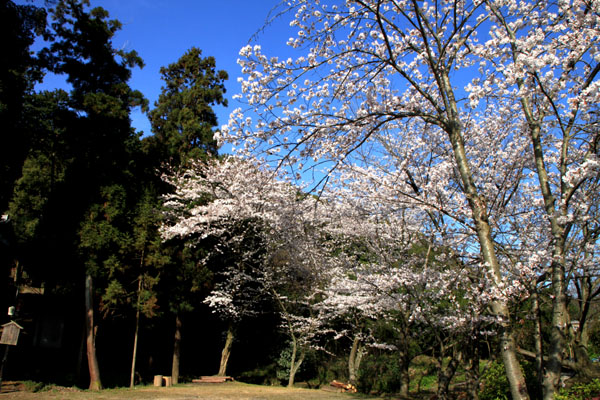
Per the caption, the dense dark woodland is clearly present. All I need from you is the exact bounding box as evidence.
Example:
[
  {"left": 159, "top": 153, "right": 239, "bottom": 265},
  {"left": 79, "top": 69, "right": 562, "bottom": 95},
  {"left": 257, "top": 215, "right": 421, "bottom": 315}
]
[
  {"left": 0, "top": 0, "right": 278, "bottom": 389},
  {"left": 2, "top": 1, "right": 600, "bottom": 399}
]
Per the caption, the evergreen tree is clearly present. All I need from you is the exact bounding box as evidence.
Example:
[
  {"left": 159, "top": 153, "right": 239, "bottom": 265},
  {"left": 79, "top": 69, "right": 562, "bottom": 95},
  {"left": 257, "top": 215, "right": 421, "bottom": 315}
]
[
  {"left": 0, "top": 1, "right": 46, "bottom": 211},
  {"left": 147, "top": 47, "right": 228, "bottom": 166},
  {"left": 34, "top": 0, "right": 147, "bottom": 389},
  {"left": 146, "top": 47, "right": 227, "bottom": 384}
]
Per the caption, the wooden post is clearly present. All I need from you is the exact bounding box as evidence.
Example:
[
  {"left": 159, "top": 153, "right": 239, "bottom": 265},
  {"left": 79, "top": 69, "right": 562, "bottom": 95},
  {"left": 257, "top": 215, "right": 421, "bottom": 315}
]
[
  {"left": 1, "top": 321, "right": 24, "bottom": 392},
  {"left": 153, "top": 375, "right": 163, "bottom": 387}
]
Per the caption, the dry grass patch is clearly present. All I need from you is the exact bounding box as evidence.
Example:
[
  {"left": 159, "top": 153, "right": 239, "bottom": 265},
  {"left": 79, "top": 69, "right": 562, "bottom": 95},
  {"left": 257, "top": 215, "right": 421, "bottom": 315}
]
[{"left": 0, "top": 381, "right": 388, "bottom": 400}]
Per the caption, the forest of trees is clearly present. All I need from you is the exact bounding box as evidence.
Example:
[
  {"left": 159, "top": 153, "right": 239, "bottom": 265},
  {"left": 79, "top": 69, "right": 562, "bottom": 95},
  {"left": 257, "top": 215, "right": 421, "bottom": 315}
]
[{"left": 1, "top": 1, "right": 600, "bottom": 400}]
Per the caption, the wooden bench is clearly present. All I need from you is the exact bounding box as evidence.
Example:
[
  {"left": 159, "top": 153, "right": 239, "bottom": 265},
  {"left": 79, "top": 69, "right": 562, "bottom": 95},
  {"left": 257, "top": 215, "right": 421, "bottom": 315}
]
[{"left": 192, "top": 376, "right": 234, "bottom": 383}]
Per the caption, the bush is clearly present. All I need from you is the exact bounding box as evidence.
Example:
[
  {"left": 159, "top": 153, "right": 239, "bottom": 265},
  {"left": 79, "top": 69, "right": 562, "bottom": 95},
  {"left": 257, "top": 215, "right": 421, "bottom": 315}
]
[
  {"left": 410, "top": 355, "right": 438, "bottom": 393},
  {"left": 358, "top": 352, "right": 404, "bottom": 394},
  {"left": 480, "top": 360, "right": 510, "bottom": 400},
  {"left": 555, "top": 379, "right": 600, "bottom": 400},
  {"left": 275, "top": 344, "right": 321, "bottom": 385},
  {"left": 237, "top": 363, "right": 280, "bottom": 385},
  {"left": 480, "top": 360, "right": 541, "bottom": 400},
  {"left": 21, "top": 380, "right": 47, "bottom": 392}
]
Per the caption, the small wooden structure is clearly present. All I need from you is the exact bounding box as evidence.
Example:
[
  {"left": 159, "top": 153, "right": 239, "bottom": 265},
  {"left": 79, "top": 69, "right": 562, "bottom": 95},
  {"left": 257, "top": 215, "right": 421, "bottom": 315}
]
[
  {"left": 153, "top": 375, "right": 173, "bottom": 387},
  {"left": 0, "top": 322, "right": 23, "bottom": 346},
  {"left": 330, "top": 380, "right": 357, "bottom": 393},
  {"left": 1, "top": 321, "right": 24, "bottom": 392},
  {"left": 192, "top": 376, "right": 234, "bottom": 383}
]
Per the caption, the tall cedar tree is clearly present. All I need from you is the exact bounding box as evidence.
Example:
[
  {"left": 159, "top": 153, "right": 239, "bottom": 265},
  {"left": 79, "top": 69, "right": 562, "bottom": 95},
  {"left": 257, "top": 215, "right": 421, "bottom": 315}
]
[
  {"left": 0, "top": 1, "right": 46, "bottom": 212},
  {"left": 147, "top": 47, "right": 227, "bottom": 384},
  {"left": 147, "top": 47, "right": 228, "bottom": 167},
  {"left": 39, "top": 0, "right": 147, "bottom": 390}
]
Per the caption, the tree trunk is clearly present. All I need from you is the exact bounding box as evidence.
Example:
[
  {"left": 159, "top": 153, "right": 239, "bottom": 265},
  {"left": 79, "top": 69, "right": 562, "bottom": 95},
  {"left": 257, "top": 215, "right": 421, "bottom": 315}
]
[
  {"left": 130, "top": 277, "right": 142, "bottom": 388},
  {"left": 571, "top": 300, "right": 600, "bottom": 379},
  {"left": 288, "top": 338, "right": 305, "bottom": 388},
  {"left": 463, "top": 335, "right": 480, "bottom": 400},
  {"left": 532, "top": 291, "right": 545, "bottom": 393},
  {"left": 399, "top": 358, "right": 409, "bottom": 398},
  {"left": 446, "top": 118, "right": 529, "bottom": 400},
  {"left": 85, "top": 274, "right": 102, "bottom": 391},
  {"left": 532, "top": 126, "right": 569, "bottom": 400},
  {"left": 437, "top": 353, "right": 460, "bottom": 400},
  {"left": 218, "top": 324, "right": 234, "bottom": 376},
  {"left": 348, "top": 335, "right": 365, "bottom": 386},
  {"left": 171, "top": 313, "right": 182, "bottom": 384},
  {"left": 397, "top": 322, "right": 411, "bottom": 398}
]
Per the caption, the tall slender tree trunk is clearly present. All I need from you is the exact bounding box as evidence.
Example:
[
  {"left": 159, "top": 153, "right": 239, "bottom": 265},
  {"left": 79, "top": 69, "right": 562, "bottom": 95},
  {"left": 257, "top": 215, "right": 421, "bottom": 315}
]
[
  {"left": 171, "top": 313, "right": 182, "bottom": 384},
  {"left": 544, "top": 260, "right": 569, "bottom": 400},
  {"left": 288, "top": 337, "right": 305, "bottom": 388},
  {"left": 463, "top": 334, "right": 480, "bottom": 400},
  {"left": 571, "top": 281, "right": 600, "bottom": 379},
  {"left": 348, "top": 335, "right": 365, "bottom": 386},
  {"left": 446, "top": 118, "right": 529, "bottom": 400},
  {"left": 528, "top": 118, "right": 569, "bottom": 400},
  {"left": 532, "top": 291, "right": 545, "bottom": 392},
  {"left": 218, "top": 323, "right": 235, "bottom": 376},
  {"left": 130, "top": 277, "right": 142, "bottom": 388},
  {"left": 480, "top": 5, "right": 576, "bottom": 396},
  {"left": 85, "top": 274, "right": 102, "bottom": 391},
  {"left": 399, "top": 347, "right": 410, "bottom": 398}
]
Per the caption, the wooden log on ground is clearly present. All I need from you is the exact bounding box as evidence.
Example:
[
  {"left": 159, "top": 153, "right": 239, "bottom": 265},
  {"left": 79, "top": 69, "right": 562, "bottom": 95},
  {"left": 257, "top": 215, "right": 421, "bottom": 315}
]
[
  {"left": 163, "top": 376, "right": 172, "bottom": 387},
  {"left": 153, "top": 375, "right": 163, "bottom": 387},
  {"left": 330, "top": 380, "right": 357, "bottom": 393}
]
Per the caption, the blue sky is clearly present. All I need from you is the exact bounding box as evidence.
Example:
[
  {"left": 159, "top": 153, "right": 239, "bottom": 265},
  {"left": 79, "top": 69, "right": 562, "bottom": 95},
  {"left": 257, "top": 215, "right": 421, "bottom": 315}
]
[{"left": 25, "top": 0, "right": 294, "bottom": 137}]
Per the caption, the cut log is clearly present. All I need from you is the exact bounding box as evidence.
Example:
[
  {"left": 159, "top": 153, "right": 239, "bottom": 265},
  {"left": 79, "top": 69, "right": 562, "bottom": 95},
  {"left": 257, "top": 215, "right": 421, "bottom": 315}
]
[
  {"left": 163, "top": 376, "right": 172, "bottom": 387},
  {"left": 330, "top": 380, "right": 357, "bottom": 393},
  {"left": 153, "top": 375, "right": 163, "bottom": 387}
]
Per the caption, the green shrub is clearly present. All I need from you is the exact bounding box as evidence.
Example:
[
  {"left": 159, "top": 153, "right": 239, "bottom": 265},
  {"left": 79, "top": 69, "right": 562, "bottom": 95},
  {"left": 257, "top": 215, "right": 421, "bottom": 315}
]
[
  {"left": 479, "top": 360, "right": 541, "bottom": 400},
  {"left": 21, "top": 380, "right": 47, "bottom": 393},
  {"left": 480, "top": 360, "right": 510, "bottom": 400},
  {"left": 238, "top": 363, "right": 280, "bottom": 385},
  {"left": 275, "top": 344, "right": 320, "bottom": 385},
  {"left": 410, "top": 355, "right": 438, "bottom": 393},
  {"left": 358, "top": 353, "right": 404, "bottom": 394},
  {"left": 555, "top": 379, "right": 600, "bottom": 400},
  {"left": 416, "top": 374, "right": 437, "bottom": 392}
]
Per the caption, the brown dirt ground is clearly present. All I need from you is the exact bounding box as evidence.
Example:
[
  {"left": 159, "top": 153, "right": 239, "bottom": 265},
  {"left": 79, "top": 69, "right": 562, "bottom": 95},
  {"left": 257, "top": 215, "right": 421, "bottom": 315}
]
[{"left": 0, "top": 381, "right": 404, "bottom": 400}]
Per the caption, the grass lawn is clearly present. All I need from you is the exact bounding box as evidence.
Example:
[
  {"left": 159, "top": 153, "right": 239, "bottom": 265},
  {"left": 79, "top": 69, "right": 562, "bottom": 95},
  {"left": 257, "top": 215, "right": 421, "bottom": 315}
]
[{"left": 0, "top": 381, "right": 401, "bottom": 400}]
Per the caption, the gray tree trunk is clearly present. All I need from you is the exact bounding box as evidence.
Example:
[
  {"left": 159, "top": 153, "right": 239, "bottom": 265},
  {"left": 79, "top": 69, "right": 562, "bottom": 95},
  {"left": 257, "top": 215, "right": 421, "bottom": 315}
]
[
  {"left": 287, "top": 338, "right": 305, "bottom": 388},
  {"left": 85, "top": 274, "right": 102, "bottom": 391},
  {"left": 171, "top": 313, "right": 182, "bottom": 384},
  {"left": 445, "top": 116, "right": 529, "bottom": 400},
  {"left": 218, "top": 324, "right": 234, "bottom": 376},
  {"left": 130, "top": 277, "right": 142, "bottom": 388},
  {"left": 348, "top": 335, "right": 365, "bottom": 386}
]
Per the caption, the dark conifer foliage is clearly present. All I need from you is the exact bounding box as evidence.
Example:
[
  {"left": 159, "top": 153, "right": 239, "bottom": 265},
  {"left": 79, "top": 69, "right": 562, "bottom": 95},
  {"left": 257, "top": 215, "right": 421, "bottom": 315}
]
[
  {"left": 0, "top": 1, "right": 46, "bottom": 211},
  {"left": 147, "top": 47, "right": 228, "bottom": 166},
  {"left": 0, "top": 0, "right": 240, "bottom": 389}
]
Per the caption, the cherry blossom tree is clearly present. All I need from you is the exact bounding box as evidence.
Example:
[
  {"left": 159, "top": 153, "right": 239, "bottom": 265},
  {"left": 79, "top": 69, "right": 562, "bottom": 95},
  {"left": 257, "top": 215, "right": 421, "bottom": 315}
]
[
  {"left": 471, "top": 3, "right": 600, "bottom": 395},
  {"left": 264, "top": 234, "right": 333, "bottom": 387},
  {"left": 318, "top": 190, "right": 491, "bottom": 398},
  {"left": 204, "top": 257, "right": 269, "bottom": 376},
  {"left": 161, "top": 156, "right": 332, "bottom": 381},
  {"left": 220, "top": 0, "right": 600, "bottom": 398}
]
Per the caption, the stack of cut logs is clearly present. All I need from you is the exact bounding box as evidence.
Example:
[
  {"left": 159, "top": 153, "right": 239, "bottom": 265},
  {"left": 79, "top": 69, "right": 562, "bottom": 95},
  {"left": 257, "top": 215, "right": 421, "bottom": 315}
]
[{"left": 330, "top": 380, "right": 357, "bottom": 393}]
